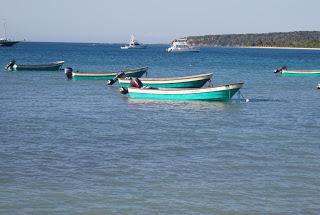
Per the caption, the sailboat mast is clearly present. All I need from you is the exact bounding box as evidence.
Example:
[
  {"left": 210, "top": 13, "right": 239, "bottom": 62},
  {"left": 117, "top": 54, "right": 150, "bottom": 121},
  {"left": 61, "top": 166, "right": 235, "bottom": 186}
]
[
  {"left": 3, "top": 20, "right": 7, "bottom": 39},
  {"left": 3, "top": 22, "right": 7, "bottom": 39}
]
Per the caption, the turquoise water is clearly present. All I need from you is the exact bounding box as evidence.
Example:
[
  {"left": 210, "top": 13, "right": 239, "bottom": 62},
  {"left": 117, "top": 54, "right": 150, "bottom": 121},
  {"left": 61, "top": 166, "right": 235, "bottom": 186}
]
[{"left": 0, "top": 42, "right": 320, "bottom": 214}]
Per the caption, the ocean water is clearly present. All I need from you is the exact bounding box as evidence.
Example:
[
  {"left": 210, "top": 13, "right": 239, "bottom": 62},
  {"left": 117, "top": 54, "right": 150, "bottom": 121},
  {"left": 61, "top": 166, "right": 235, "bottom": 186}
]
[{"left": 0, "top": 42, "right": 320, "bottom": 215}]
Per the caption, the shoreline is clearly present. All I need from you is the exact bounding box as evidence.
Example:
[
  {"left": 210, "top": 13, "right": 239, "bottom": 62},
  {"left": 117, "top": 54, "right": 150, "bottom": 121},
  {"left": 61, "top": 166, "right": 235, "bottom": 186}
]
[
  {"left": 240, "top": 46, "right": 320, "bottom": 51},
  {"left": 194, "top": 45, "right": 320, "bottom": 51}
]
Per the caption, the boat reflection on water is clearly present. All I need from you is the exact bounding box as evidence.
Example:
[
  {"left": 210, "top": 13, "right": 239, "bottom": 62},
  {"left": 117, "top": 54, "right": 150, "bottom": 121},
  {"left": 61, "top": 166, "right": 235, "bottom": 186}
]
[{"left": 127, "top": 98, "right": 241, "bottom": 110}]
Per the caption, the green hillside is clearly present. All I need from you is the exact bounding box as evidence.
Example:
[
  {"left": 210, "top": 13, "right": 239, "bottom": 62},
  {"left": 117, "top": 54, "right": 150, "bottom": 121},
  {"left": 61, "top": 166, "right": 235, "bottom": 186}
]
[{"left": 187, "top": 31, "right": 320, "bottom": 48}]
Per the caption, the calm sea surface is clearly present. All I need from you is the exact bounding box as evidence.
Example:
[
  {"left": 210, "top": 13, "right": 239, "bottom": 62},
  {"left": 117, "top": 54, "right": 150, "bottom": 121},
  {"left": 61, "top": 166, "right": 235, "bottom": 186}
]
[{"left": 0, "top": 42, "right": 320, "bottom": 215}]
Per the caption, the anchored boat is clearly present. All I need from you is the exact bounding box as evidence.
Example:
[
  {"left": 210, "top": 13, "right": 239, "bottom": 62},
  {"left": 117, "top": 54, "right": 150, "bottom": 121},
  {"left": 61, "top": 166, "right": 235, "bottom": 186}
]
[
  {"left": 0, "top": 21, "right": 19, "bottom": 47},
  {"left": 5, "top": 60, "right": 64, "bottom": 71},
  {"left": 281, "top": 70, "right": 320, "bottom": 77},
  {"left": 274, "top": 66, "right": 320, "bottom": 76},
  {"left": 118, "top": 73, "right": 212, "bottom": 88},
  {"left": 121, "top": 35, "right": 146, "bottom": 49},
  {"left": 66, "top": 67, "right": 148, "bottom": 80},
  {"left": 0, "top": 38, "right": 19, "bottom": 47},
  {"left": 167, "top": 38, "right": 199, "bottom": 52},
  {"left": 124, "top": 81, "right": 243, "bottom": 101}
]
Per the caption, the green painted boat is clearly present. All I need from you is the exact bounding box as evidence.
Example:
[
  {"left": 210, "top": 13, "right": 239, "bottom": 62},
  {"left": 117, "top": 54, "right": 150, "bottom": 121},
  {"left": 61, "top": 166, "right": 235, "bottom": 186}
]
[
  {"left": 118, "top": 73, "right": 213, "bottom": 88},
  {"left": 70, "top": 67, "right": 148, "bottom": 80},
  {"left": 281, "top": 70, "right": 320, "bottom": 77},
  {"left": 126, "top": 83, "right": 243, "bottom": 101},
  {"left": 5, "top": 60, "right": 64, "bottom": 71}
]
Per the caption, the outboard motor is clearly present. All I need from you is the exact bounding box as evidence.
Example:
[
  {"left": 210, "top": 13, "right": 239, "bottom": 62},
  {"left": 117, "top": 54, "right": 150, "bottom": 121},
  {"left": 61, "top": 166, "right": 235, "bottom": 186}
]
[
  {"left": 107, "top": 71, "right": 126, "bottom": 85},
  {"left": 274, "top": 65, "right": 287, "bottom": 73},
  {"left": 5, "top": 59, "right": 16, "bottom": 70},
  {"left": 119, "top": 87, "right": 129, "bottom": 94},
  {"left": 130, "top": 77, "right": 143, "bottom": 88},
  {"left": 64, "top": 67, "right": 73, "bottom": 79},
  {"left": 274, "top": 68, "right": 281, "bottom": 73}
]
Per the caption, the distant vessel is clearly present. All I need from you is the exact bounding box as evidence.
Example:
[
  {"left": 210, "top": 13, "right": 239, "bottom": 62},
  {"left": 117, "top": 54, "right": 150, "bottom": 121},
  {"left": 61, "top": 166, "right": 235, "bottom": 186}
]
[
  {"left": 274, "top": 66, "right": 320, "bottom": 76},
  {"left": 0, "top": 38, "right": 19, "bottom": 47},
  {"left": 121, "top": 35, "right": 146, "bottom": 49},
  {"left": 167, "top": 38, "right": 199, "bottom": 52},
  {"left": 0, "top": 21, "right": 19, "bottom": 47}
]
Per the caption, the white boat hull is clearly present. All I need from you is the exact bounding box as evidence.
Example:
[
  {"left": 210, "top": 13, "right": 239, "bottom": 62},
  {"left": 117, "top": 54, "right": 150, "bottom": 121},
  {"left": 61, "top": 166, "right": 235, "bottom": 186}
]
[
  {"left": 167, "top": 38, "right": 200, "bottom": 52},
  {"left": 121, "top": 45, "right": 146, "bottom": 49},
  {"left": 121, "top": 35, "right": 146, "bottom": 49},
  {"left": 167, "top": 47, "right": 200, "bottom": 52}
]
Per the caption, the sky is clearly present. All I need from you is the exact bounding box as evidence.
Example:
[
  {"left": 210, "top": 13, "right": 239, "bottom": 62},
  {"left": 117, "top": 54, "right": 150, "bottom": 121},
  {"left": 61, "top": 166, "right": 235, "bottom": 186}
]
[{"left": 1, "top": 0, "right": 320, "bottom": 44}]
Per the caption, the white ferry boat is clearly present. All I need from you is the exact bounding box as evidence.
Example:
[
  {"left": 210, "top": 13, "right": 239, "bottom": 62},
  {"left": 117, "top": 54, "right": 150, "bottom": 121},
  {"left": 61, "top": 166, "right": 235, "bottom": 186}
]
[
  {"left": 121, "top": 35, "right": 146, "bottom": 49},
  {"left": 167, "top": 38, "right": 199, "bottom": 52}
]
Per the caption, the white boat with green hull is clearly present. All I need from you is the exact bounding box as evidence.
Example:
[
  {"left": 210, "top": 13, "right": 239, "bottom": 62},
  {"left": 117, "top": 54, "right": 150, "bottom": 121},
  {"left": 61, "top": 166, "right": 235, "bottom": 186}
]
[
  {"left": 123, "top": 81, "right": 243, "bottom": 101},
  {"left": 118, "top": 73, "right": 213, "bottom": 88},
  {"left": 274, "top": 66, "right": 320, "bottom": 76}
]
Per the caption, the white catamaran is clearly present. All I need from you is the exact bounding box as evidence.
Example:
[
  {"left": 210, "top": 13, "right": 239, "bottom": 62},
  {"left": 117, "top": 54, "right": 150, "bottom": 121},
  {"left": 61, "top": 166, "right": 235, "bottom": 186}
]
[{"left": 121, "top": 35, "right": 146, "bottom": 49}]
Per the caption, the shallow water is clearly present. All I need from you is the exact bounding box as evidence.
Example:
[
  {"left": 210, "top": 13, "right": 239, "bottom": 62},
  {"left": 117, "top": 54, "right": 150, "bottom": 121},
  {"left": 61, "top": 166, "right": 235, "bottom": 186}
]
[{"left": 0, "top": 43, "right": 320, "bottom": 214}]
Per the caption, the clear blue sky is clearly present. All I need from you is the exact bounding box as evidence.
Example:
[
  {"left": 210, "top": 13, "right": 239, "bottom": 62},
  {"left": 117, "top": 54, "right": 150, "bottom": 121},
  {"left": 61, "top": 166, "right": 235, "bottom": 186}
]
[{"left": 1, "top": 0, "right": 319, "bottom": 44}]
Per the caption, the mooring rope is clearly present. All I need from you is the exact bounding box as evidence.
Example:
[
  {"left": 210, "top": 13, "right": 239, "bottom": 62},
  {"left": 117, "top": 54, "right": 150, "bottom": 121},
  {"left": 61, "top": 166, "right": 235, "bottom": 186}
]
[{"left": 237, "top": 90, "right": 249, "bottom": 102}]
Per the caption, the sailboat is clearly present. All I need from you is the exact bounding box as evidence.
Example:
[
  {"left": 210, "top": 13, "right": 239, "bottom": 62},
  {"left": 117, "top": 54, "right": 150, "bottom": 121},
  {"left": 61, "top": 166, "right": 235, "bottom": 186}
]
[
  {"left": 0, "top": 21, "right": 19, "bottom": 47},
  {"left": 121, "top": 35, "right": 146, "bottom": 49}
]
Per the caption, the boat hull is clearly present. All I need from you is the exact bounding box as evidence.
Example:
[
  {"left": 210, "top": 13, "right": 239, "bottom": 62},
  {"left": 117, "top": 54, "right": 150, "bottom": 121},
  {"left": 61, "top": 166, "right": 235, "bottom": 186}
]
[
  {"left": 118, "top": 73, "right": 212, "bottom": 88},
  {"left": 167, "top": 48, "right": 200, "bottom": 52},
  {"left": 72, "top": 67, "right": 148, "bottom": 80},
  {"left": 0, "top": 41, "right": 19, "bottom": 47},
  {"left": 6, "top": 61, "right": 64, "bottom": 71},
  {"left": 121, "top": 45, "right": 146, "bottom": 49},
  {"left": 282, "top": 70, "right": 320, "bottom": 77},
  {"left": 127, "top": 83, "right": 243, "bottom": 101},
  {"left": 73, "top": 73, "right": 118, "bottom": 80}
]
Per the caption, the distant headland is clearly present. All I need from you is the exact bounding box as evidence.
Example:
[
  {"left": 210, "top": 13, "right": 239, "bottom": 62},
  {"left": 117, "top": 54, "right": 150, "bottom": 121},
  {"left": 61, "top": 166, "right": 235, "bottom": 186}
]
[{"left": 187, "top": 31, "right": 320, "bottom": 49}]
